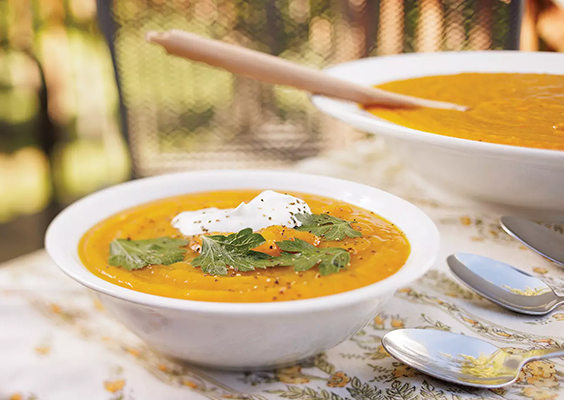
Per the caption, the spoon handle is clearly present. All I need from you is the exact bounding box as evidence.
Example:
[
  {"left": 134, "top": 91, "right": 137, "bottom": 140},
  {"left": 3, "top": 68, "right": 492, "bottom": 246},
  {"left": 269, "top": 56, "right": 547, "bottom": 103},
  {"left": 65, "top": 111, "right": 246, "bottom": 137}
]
[
  {"left": 145, "top": 30, "right": 467, "bottom": 111},
  {"left": 523, "top": 347, "right": 564, "bottom": 362}
]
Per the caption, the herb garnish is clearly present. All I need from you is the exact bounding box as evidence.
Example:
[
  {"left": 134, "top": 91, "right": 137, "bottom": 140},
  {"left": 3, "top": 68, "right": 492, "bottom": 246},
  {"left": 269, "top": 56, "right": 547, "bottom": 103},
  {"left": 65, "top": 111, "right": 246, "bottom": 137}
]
[
  {"left": 190, "top": 230, "right": 351, "bottom": 276},
  {"left": 109, "top": 237, "right": 189, "bottom": 271},
  {"left": 108, "top": 213, "right": 360, "bottom": 275},
  {"left": 294, "top": 213, "right": 362, "bottom": 240},
  {"left": 189, "top": 231, "right": 351, "bottom": 276},
  {"left": 191, "top": 228, "right": 279, "bottom": 275},
  {"left": 277, "top": 239, "right": 350, "bottom": 275}
]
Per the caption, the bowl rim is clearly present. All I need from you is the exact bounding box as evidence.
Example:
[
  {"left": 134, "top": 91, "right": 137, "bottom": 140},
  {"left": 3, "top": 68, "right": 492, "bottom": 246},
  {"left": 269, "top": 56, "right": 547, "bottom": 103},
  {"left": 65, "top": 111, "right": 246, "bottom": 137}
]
[
  {"left": 311, "top": 50, "right": 564, "bottom": 163},
  {"left": 45, "top": 170, "right": 439, "bottom": 315}
]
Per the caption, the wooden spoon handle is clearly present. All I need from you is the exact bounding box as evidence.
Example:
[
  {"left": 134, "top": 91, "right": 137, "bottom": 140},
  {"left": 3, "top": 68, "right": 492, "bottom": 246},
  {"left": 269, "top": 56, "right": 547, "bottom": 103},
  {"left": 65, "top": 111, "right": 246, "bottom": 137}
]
[{"left": 146, "top": 30, "right": 467, "bottom": 111}]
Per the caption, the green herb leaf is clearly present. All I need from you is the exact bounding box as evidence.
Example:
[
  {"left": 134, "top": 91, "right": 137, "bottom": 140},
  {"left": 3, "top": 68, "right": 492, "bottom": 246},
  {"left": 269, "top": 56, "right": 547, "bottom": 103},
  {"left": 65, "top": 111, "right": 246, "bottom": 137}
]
[
  {"left": 190, "top": 228, "right": 350, "bottom": 276},
  {"left": 206, "top": 227, "right": 266, "bottom": 250},
  {"left": 277, "top": 238, "right": 350, "bottom": 275},
  {"left": 294, "top": 213, "right": 362, "bottom": 240},
  {"left": 191, "top": 228, "right": 280, "bottom": 275},
  {"left": 109, "top": 237, "right": 189, "bottom": 271}
]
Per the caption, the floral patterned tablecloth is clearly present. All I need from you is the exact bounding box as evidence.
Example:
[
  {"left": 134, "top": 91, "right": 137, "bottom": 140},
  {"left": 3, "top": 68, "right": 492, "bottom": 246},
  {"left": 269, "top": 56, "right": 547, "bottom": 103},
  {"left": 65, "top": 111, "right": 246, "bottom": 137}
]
[{"left": 3, "top": 139, "right": 564, "bottom": 400}]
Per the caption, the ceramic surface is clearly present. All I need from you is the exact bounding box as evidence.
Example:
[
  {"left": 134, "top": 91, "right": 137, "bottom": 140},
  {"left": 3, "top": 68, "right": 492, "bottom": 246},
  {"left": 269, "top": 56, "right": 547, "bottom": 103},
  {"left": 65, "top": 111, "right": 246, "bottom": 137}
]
[
  {"left": 45, "top": 170, "right": 439, "bottom": 369},
  {"left": 311, "top": 51, "right": 564, "bottom": 212}
]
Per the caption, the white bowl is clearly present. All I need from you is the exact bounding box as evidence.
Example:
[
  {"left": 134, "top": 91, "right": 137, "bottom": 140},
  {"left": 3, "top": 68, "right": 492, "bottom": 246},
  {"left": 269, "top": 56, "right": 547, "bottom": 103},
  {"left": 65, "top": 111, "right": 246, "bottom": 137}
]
[
  {"left": 312, "top": 51, "right": 564, "bottom": 212},
  {"left": 45, "top": 170, "right": 439, "bottom": 370}
]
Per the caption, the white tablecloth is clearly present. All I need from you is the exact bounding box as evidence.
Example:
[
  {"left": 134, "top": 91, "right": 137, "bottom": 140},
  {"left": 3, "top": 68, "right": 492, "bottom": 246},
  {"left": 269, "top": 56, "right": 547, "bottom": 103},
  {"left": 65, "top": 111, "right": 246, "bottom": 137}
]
[{"left": 2, "top": 139, "right": 564, "bottom": 400}]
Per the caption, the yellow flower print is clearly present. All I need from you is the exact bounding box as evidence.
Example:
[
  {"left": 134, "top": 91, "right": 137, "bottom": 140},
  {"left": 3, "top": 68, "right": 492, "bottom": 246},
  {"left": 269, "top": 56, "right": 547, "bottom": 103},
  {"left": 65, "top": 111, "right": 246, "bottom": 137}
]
[
  {"left": 533, "top": 267, "right": 548, "bottom": 275},
  {"left": 182, "top": 379, "right": 199, "bottom": 389},
  {"left": 397, "top": 288, "right": 412, "bottom": 294},
  {"left": 157, "top": 363, "right": 168, "bottom": 372},
  {"left": 460, "top": 216, "right": 472, "bottom": 226},
  {"left": 276, "top": 365, "right": 310, "bottom": 384},
  {"left": 374, "top": 314, "right": 386, "bottom": 328},
  {"left": 522, "top": 387, "right": 558, "bottom": 400},
  {"left": 327, "top": 371, "right": 350, "bottom": 387},
  {"left": 104, "top": 379, "right": 125, "bottom": 393},
  {"left": 493, "top": 330, "right": 511, "bottom": 338},
  {"left": 524, "top": 361, "right": 556, "bottom": 380},
  {"left": 34, "top": 336, "right": 51, "bottom": 356},
  {"left": 93, "top": 298, "right": 105, "bottom": 311},
  {"left": 9, "top": 394, "right": 37, "bottom": 400},
  {"left": 461, "top": 316, "right": 479, "bottom": 326},
  {"left": 50, "top": 303, "right": 61, "bottom": 314},
  {"left": 34, "top": 345, "right": 51, "bottom": 356},
  {"left": 392, "top": 364, "right": 419, "bottom": 378},
  {"left": 390, "top": 315, "right": 405, "bottom": 329},
  {"left": 518, "top": 361, "right": 558, "bottom": 391},
  {"left": 125, "top": 347, "right": 141, "bottom": 357},
  {"left": 534, "top": 339, "right": 556, "bottom": 346},
  {"left": 552, "top": 313, "right": 564, "bottom": 321}
]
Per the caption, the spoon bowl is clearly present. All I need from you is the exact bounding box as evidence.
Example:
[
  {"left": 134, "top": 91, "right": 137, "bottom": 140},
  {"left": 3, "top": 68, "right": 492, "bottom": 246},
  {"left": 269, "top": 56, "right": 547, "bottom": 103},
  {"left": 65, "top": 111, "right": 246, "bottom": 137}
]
[
  {"left": 447, "top": 253, "right": 564, "bottom": 315},
  {"left": 382, "top": 329, "right": 564, "bottom": 388}
]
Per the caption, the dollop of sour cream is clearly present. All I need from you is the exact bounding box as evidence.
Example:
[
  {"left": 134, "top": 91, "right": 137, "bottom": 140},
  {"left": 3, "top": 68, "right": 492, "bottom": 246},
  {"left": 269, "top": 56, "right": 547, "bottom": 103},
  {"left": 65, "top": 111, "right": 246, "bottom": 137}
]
[{"left": 171, "top": 190, "right": 312, "bottom": 236}]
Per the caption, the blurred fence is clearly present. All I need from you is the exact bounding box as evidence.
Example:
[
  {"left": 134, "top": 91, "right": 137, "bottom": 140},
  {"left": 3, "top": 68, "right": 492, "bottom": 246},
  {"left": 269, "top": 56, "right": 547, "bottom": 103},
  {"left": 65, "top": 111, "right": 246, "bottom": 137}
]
[{"left": 98, "top": 0, "right": 521, "bottom": 176}]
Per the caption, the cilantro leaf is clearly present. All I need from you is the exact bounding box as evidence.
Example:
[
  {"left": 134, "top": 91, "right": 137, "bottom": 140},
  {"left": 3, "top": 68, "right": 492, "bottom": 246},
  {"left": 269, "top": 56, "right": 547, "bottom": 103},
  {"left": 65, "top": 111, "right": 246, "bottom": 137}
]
[
  {"left": 191, "top": 228, "right": 279, "bottom": 275},
  {"left": 190, "top": 228, "right": 350, "bottom": 276},
  {"left": 277, "top": 238, "right": 350, "bottom": 275},
  {"left": 109, "top": 237, "right": 189, "bottom": 271},
  {"left": 294, "top": 213, "right": 362, "bottom": 240},
  {"left": 204, "top": 228, "right": 266, "bottom": 250}
]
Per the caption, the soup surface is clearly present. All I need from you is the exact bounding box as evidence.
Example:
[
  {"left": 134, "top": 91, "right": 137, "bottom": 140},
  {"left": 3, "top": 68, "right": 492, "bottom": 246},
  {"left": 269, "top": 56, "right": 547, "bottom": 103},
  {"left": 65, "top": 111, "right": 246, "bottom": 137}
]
[
  {"left": 79, "top": 190, "right": 410, "bottom": 302},
  {"left": 365, "top": 73, "right": 564, "bottom": 151}
]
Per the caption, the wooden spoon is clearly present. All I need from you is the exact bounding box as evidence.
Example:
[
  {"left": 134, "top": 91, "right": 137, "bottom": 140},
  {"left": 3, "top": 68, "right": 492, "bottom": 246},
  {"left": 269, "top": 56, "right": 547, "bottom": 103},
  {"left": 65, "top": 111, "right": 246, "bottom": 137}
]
[{"left": 146, "top": 30, "right": 467, "bottom": 111}]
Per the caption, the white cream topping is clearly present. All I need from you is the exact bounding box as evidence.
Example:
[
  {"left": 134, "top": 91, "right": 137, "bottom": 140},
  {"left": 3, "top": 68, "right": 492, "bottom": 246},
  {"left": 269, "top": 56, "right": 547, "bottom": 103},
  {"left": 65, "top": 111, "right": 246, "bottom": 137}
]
[{"left": 171, "top": 190, "right": 312, "bottom": 236}]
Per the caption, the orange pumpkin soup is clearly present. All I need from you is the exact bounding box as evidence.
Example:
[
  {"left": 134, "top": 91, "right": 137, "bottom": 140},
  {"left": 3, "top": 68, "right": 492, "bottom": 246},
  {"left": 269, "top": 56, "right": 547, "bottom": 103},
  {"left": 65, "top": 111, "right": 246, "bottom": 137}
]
[
  {"left": 79, "top": 190, "right": 410, "bottom": 302},
  {"left": 365, "top": 73, "right": 564, "bottom": 151}
]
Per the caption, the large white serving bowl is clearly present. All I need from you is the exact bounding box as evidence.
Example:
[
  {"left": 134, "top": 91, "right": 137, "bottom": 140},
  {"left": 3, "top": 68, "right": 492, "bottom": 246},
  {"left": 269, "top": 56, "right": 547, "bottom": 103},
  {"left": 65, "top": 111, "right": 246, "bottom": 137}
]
[
  {"left": 311, "top": 51, "right": 564, "bottom": 212},
  {"left": 45, "top": 170, "right": 439, "bottom": 370}
]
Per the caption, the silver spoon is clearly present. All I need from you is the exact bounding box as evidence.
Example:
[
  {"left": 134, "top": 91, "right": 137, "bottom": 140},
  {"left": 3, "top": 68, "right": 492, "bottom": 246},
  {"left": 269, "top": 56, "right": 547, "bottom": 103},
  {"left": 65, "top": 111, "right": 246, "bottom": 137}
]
[
  {"left": 382, "top": 329, "right": 564, "bottom": 388},
  {"left": 500, "top": 215, "right": 564, "bottom": 267},
  {"left": 447, "top": 253, "right": 564, "bottom": 315}
]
